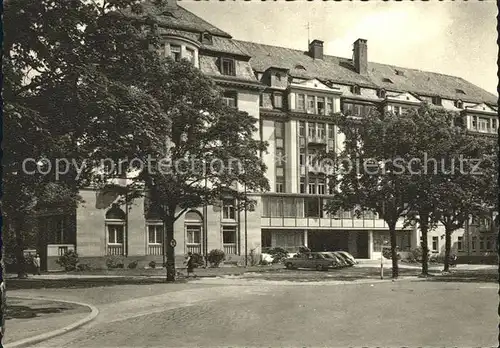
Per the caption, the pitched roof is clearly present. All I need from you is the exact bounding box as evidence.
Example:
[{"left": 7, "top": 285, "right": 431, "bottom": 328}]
[
  {"left": 233, "top": 40, "right": 497, "bottom": 105},
  {"left": 122, "top": 1, "right": 231, "bottom": 38}
]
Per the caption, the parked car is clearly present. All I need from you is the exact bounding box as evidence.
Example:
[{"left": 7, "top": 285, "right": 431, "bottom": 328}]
[
  {"left": 318, "top": 252, "right": 344, "bottom": 268},
  {"left": 284, "top": 252, "right": 338, "bottom": 271},
  {"left": 332, "top": 251, "right": 355, "bottom": 267},
  {"left": 336, "top": 251, "right": 357, "bottom": 265}
]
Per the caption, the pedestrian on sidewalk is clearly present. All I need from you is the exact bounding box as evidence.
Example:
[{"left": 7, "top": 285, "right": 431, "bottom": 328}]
[
  {"left": 184, "top": 252, "right": 196, "bottom": 278},
  {"left": 33, "top": 254, "right": 41, "bottom": 275}
]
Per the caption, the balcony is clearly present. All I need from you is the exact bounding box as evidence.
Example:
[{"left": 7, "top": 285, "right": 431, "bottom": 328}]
[
  {"left": 186, "top": 243, "right": 202, "bottom": 254},
  {"left": 223, "top": 243, "right": 237, "bottom": 255},
  {"left": 107, "top": 244, "right": 124, "bottom": 256},
  {"left": 148, "top": 244, "right": 163, "bottom": 255},
  {"left": 307, "top": 136, "right": 327, "bottom": 145}
]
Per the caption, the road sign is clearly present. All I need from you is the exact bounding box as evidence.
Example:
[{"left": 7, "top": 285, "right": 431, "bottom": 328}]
[{"left": 170, "top": 239, "right": 177, "bottom": 248}]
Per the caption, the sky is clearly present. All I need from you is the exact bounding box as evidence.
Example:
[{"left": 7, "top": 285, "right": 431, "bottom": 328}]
[{"left": 180, "top": 0, "right": 498, "bottom": 95}]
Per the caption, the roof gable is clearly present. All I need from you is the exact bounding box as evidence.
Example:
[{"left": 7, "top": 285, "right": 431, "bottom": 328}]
[
  {"left": 465, "top": 103, "right": 497, "bottom": 114},
  {"left": 386, "top": 91, "right": 422, "bottom": 104},
  {"left": 292, "top": 78, "right": 338, "bottom": 92}
]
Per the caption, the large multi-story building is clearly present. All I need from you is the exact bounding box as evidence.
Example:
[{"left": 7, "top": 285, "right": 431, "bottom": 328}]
[{"left": 38, "top": 1, "right": 498, "bottom": 270}]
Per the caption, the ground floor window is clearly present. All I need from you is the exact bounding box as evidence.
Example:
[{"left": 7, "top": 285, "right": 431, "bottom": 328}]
[
  {"left": 222, "top": 226, "right": 237, "bottom": 255},
  {"left": 274, "top": 231, "right": 303, "bottom": 253},
  {"left": 471, "top": 236, "right": 477, "bottom": 251},
  {"left": 106, "top": 224, "right": 124, "bottom": 255},
  {"left": 457, "top": 236, "right": 463, "bottom": 251},
  {"left": 147, "top": 223, "right": 163, "bottom": 255},
  {"left": 432, "top": 236, "right": 439, "bottom": 252},
  {"left": 186, "top": 225, "right": 201, "bottom": 244}
]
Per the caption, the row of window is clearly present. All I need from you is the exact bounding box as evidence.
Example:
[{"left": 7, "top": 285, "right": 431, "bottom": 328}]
[
  {"left": 159, "top": 44, "right": 196, "bottom": 64},
  {"left": 295, "top": 94, "right": 336, "bottom": 115},
  {"left": 106, "top": 223, "right": 238, "bottom": 255},
  {"left": 298, "top": 121, "right": 336, "bottom": 140},
  {"left": 275, "top": 121, "right": 286, "bottom": 193},
  {"left": 471, "top": 116, "right": 497, "bottom": 133}
]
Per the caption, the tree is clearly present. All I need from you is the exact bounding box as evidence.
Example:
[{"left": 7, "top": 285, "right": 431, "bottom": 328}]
[
  {"left": 102, "top": 59, "right": 269, "bottom": 282},
  {"left": 327, "top": 109, "right": 416, "bottom": 278},
  {"left": 2, "top": 0, "right": 166, "bottom": 277}
]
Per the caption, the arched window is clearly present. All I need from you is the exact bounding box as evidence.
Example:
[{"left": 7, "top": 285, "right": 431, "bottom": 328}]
[
  {"left": 378, "top": 89, "right": 386, "bottom": 99},
  {"left": 351, "top": 85, "right": 360, "bottom": 95},
  {"left": 185, "top": 210, "right": 203, "bottom": 254},
  {"left": 105, "top": 204, "right": 125, "bottom": 256}
]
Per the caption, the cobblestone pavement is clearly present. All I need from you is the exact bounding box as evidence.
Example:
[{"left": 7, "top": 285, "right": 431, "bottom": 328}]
[{"left": 25, "top": 279, "right": 496, "bottom": 348}]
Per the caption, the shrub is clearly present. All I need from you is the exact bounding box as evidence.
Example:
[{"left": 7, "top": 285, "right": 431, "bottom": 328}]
[
  {"left": 76, "top": 263, "right": 91, "bottom": 271},
  {"left": 267, "top": 247, "right": 289, "bottom": 264},
  {"left": 105, "top": 256, "right": 124, "bottom": 269},
  {"left": 207, "top": 249, "right": 225, "bottom": 268},
  {"left": 128, "top": 260, "right": 138, "bottom": 269},
  {"left": 409, "top": 247, "right": 431, "bottom": 262},
  {"left": 148, "top": 260, "right": 157, "bottom": 269},
  {"left": 382, "top": 247, "right": 401, "bottom": 260},
  {"left": 190, "top": 253, "right": 205, "bottom": 268},
  {"left": 56, "top": 250, "right": 79, "bottom": 271},
  {"left": 248, "top": 248, "right": 259, "bottom": 266}
]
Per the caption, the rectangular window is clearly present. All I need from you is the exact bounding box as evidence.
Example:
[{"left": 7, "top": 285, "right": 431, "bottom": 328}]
[
  {"left": 108, "top": 225, "right": 124, "bottom": 244},
  {"left": 471, "top": 116, "right": 477, "bottom": 130},
  {"left": 222, "top": 226, "right": 237, "bottom": 244},
  {"left": 472, "top": 236, "right": 477, "bottom": 251},
  {"left": 148, "top": 225, "right": 163, "bottom": 244},
  {"left": 479, "top": 236, "right": 485, "bottom": 251},
  {"left": 276, "top": 181, "right": 284, "bottom": 193},
  {"left": 308, "top": 181, "right": 316, "bottom": 194},
  {"left": 186, "top": 225, "right": 201, "bottom": 244},
  {"left": 297, "top": 94, "right": 305, "bottom": 111},
  {"left": 328, "top": 124, "right": 335, "bottom": 139},
  {"left": 259, "top": 94, "right": 264, "bottom": 107},
  {"left": 299, "top": 149, "right": 305, "bottom": 166},
  {"left": 492, "top": 118, "right": 497, "bottom": 130},
  {"left": 223, "top": 199, "right": 236, "bottom": 219},
  {"left": 343, "top": 103, "right": 353, "bottom": 115},
  {"left": 317, "top": 123, "right": 325, "bottom": 140},
  {"left": 170, "top": 45, "right": 181, "bottom": 61},
  {"left": 299, "top": 121, "right": 305, "bottom": 136},
  {"left": 478, "top": 118, "right": 489, "bottom": 132},
  {"left": 307, "top": 96, "right": 315, "bottom": 112},
  {"left": 275, "top": 121, "right": 284, "bottom": 138},
  {"left": 223, "top": 91, "right": 237, "bottom": 108},
  {"left": 273, "top": 93, "right": 283, "bottom": 109},
  {"left": 300, "top": 177, "right": 305, "bottom": 194},
  {"left": 432, "top": 236, "right": 439, "bottom": 252},
  {"left": 317, "top": 180, "right": 325, "bottom": 195},
  {"left": 308, "top": 123, "right": 316, "bottom": 138},
  {"left": 221, "top": 58, "right": 235, "bottom": 76},
  {"left": 185, "top": 48, "right": 195, "bottom": 64},
  {"left": 432, "top": 96, "right": 442, "bottom": 106},
  {"left": 457, "top": 236, "right": 463, "bottom": 251},
  {"left": 276, "top": 138, "right": 284, "bottom": 148},
  {"left": 486, "top": 237, "right": 492, "bottom": 251},
  {"left": 317, "top": 97, "right": 325, "bottom": 115},
  {"left": 353, "top": 104, "right": 361, "bottom": 116},
  {"left": 326, "top": 97, "right": 333, "bottom": 115}
]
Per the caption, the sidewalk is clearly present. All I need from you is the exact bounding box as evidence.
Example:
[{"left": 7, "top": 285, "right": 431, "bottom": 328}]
[{"left": 4, "top": 297, "right": 91, "bottom": 345}]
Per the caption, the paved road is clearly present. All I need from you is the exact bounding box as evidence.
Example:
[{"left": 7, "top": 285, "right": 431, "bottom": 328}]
[{"left": 22, "top": 278, "right": 496, "bottom": 348}]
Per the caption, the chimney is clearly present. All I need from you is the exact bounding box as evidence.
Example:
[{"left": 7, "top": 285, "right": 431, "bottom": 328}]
[
  {"left": 309, "top": 39, "right": 324, "bottom": 60},
  {"left": 353, "top": 38, "right": 368, "bottom": 75}
]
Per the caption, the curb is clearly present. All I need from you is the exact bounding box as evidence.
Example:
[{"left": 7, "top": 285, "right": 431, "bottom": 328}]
[{"left": 4, "top": 297, "right": 99, "bottom": 348}]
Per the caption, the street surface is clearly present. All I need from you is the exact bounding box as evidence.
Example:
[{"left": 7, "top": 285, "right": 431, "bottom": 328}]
[{"left": 11, "top": 272, "right": 496, "bottom": 348}]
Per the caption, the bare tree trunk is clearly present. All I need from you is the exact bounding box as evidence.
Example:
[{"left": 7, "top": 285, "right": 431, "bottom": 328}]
[
  {"left": 420, "top": 214, "right": 429, "bottom": 276},
  {"left": 164, "top": 217, "right": 176, "bottom": 282},
  {"left": 443, "top": 227, "right": 452, "bottom": 272},
  {"left": 388, "top": 221, "right": 399, "bottom": 279}
]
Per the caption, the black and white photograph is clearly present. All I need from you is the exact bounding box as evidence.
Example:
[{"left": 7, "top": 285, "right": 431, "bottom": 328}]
[{"left": 2, "top": 0, "right": 498, "bottom": 347}]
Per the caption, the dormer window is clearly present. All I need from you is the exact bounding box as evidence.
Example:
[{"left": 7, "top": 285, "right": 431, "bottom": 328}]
[
  {"left": 276, "top": 73, "right": 282, "bottom": 81},
  {"left": 170, "top": 44, "right": 181, "bottom": 62},
  {"left": 220, "top": 58, "right": 235, "bottom": 76},
  {"left": 378, "top": 89, "right": 386, "bottom": 98},
  {"left": 394, "top": 69, "right": 405, "bottom": 76},
  {"left": 455, "top": 89, "right": 466, "bottom": 95},
  {"left": 455, "top": 100, "right": 464, "bottom": 109},
  {"left": 432, "top": 96, "right": 442, "bottom": 106},
  {"left": 382, "top": 78, "right": 394, "bottom": 84},
  {"left": 295, "top": 64, "right": 306, "bottom": 70},
  {"left": 201, "top": 32, "right": 213, "bottom": 45},
  {"left": 351, "top": 85, "right": 361, "bottom": 95}
]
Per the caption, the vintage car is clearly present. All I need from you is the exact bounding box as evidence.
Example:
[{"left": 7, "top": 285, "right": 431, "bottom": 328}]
[
  {"left": 318, "top": 252, "right": 345, "bottom": 268},
  {"left": 331, "top": 251, "right": 356, "bottom": 267},
  {"left": 284, "top": 252, "right": 338, "bottom": 271},
  {"left": 335, "top": 251, "right": 357, "bottom": 265}
]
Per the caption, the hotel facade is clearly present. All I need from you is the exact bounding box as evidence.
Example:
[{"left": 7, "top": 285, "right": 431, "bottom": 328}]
[{"left": 37, "top": 1, "right": 498, "bottom": 270}]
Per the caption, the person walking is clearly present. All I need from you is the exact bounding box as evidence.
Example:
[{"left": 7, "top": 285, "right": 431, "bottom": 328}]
[
  {"left": 184, "top": 252, "right": 196, "bottom": 278},
  {"left": 33, "top": 254, "right": 41, "bottom": 275}
]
